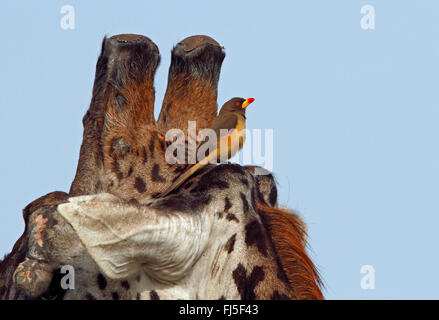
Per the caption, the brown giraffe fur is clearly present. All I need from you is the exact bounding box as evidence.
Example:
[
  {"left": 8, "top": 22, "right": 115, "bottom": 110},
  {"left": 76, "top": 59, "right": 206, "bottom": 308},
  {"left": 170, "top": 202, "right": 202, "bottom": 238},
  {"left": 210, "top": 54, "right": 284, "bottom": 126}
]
[{"left": 0, "top": 34, "right": 323, "bottom": 300}]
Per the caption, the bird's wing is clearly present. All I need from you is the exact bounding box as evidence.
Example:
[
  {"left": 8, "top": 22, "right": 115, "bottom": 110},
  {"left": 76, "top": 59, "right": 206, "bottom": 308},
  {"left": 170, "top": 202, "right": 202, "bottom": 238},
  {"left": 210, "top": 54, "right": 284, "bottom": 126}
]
[
  {"left": 195, "top": 113, "right": 238, "bottom": 162},
  {"left": 159, "top": 114, "right": 238, "bottom": 197},
  {"left": 210, "top": 113, "right": 238, "bottom": 137}
]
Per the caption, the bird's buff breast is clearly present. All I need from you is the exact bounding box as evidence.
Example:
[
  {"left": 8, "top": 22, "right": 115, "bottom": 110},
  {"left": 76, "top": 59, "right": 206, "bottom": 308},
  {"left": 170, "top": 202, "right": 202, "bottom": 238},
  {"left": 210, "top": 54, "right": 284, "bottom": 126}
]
[{"left": 218, "top": 119, "right": 246, "bottom": 160}]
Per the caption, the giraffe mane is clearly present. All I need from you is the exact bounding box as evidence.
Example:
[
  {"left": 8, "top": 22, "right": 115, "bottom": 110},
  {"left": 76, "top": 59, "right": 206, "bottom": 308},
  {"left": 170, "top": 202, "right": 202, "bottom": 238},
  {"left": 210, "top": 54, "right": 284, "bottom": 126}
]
[{"left": 257, "top": 202, "right": 323, "bottom": 300}]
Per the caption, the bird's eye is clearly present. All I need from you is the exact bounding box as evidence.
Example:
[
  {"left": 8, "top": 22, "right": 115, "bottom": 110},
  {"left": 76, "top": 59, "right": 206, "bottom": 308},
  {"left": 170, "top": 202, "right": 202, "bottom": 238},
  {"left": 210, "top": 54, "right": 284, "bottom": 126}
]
[{"left": 235, "top": 102, "right": 241, "bottom": 107}]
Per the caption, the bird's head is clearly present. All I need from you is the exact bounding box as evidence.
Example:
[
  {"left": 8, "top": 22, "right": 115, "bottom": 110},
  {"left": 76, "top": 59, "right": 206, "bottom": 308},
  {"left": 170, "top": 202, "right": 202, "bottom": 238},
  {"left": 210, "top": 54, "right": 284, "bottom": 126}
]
[{"left": 219, "top": 97, "right": 255, "bottom": 115}]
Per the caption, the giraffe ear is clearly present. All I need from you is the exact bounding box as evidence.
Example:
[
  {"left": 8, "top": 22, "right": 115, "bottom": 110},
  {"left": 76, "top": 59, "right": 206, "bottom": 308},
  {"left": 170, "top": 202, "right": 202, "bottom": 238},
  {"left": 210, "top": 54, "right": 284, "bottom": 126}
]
[
  {"left": 57, "top": 194, "right": 145, "bottom": 280},
  {"left": 157, "top": 35, "right": 225, "bottom": 138}
]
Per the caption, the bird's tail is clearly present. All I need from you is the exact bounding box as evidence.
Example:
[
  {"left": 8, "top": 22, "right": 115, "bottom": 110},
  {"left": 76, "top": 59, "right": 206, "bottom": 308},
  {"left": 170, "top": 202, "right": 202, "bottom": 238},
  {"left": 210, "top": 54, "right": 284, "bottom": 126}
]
[
  {"left": 159, "top": 148, "right": 219, "bottom": 197},
  {"left": 159, "top": 162, "right": 204, "bottom": 197}
]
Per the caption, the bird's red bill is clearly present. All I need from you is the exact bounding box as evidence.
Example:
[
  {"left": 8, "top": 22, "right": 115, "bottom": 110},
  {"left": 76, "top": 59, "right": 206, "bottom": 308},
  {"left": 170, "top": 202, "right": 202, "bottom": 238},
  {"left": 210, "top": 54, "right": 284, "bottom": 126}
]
[{"left": 242, "top": 98, "right": 255, "bottom": 108}]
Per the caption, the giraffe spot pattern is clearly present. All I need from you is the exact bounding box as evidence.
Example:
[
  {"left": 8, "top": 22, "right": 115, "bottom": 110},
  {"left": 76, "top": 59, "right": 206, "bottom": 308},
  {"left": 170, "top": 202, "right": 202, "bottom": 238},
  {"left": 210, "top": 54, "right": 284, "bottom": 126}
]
[
  {"left": 150, "top": 290, "right": 160, "bottom": 300},
  {"left": 142, "top": 146, "right": 148, "bottom": 163},
  {"left": 183, "top": 181, "right": 193, "bottom": 189},
  {"left": 112, "top": 292, "right": 120, "bottom": 300},
  {"left": 189, "top": 166, "right": 231, "bottom": 194},
  {"left": 121, "top": 280, "right": 130, "bottom": 290},
  {"left": 111, "top": 160, "right": 124, "bottom": 180},
  {"left": 271, "top": 290, "right": 290, "bottom": 300},
  {"left": 85, "top": 292, "right": 97, "bottom": 300},
  {"left": 269, "top": 186, "right": 277, "bottom": 207},
  {"left": 149, "top": 138, "right": 155, "bottom": 154},
  {"left": 226, "top": 213, "right": 239, "bottom": 223},
  {"left": 95, "top": 180, "right": 103, "bottom": 192},
  {"left": 245, "top": 220, "right": 268, "bottom": 256},
  {"left": 256, "top": 187, "right": 266, "bottom": 205},
  {"left": 0, "top": 286, "right": 6, "bottom": 298},
  {"left": 225, "top": 234, "right": 237, "bottom": 254},
  {"left": 173, "top": 164, "right": 188, "bottom": 174},
  {"left": 224, "top": 197, "right": 232, "bottom": 212},
  {"left": 97, "top": 273, "right": 107, "bottom": 290},
  {"left": 232, "top": 264, "right": 265, "bottom": 300},
  {"left": 127, "top": 166, "right": 134, "bottom": 177},
  {"left": 134, "top": 177, "right": 147, "bottom": 193},
  {"left": 151, "top": 164, "right": 166, "bottom": 182},
  {"left": 250, "top": 187, "right": 257, "bottom": 211},
  {"left": 240, "top": 192, "right": 249, "bottom": 214}
]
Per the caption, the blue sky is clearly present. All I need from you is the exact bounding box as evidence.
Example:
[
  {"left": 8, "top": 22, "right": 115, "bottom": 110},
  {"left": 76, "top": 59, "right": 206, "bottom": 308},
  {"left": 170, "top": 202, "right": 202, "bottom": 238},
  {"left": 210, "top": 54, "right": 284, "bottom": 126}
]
[{"left": 1, "top": 0, "right": 438, "bottom": 299}]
